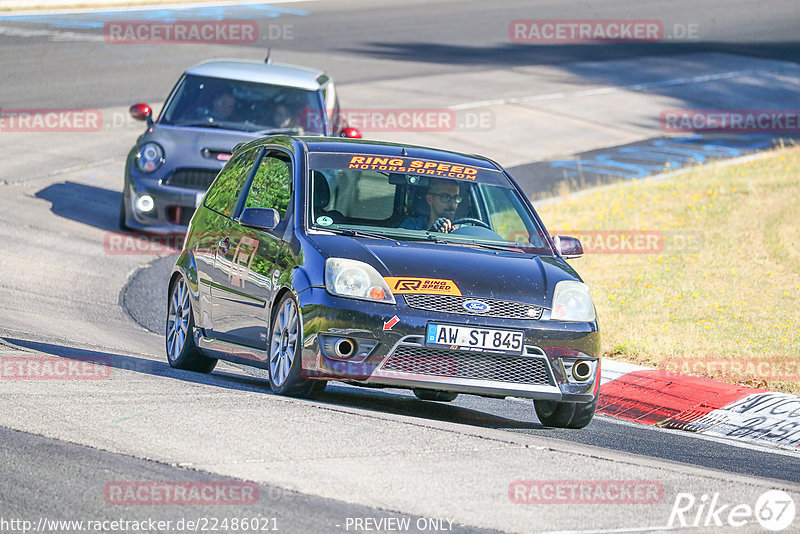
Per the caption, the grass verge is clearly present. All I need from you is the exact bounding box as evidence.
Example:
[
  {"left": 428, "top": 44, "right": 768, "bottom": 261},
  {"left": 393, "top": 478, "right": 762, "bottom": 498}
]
[{"left": 536, "top": 146, "right": 800, "bottom": 394}]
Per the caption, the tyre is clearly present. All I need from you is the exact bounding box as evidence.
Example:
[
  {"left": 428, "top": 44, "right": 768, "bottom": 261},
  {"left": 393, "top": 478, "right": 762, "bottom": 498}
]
[
  {"left": 268, "top": 293, "right": 326, "bottom": 398},
  {"left": 119, "top": 195, "right": 130, "bottom": 232},
  {"left": 166, "top": 276, "right": 217, "bottom": 373},
  {"left": 534, "top": 396, "right": 597, "bottom": 429},
  {"left": 413, "top": 389, "right": 459, "bottom": 402}
]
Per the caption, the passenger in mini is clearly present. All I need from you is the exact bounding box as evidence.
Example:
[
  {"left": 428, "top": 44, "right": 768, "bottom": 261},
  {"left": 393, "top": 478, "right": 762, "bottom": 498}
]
[{"left": 400, "top": 178, "right": 461, "bottom": 233}]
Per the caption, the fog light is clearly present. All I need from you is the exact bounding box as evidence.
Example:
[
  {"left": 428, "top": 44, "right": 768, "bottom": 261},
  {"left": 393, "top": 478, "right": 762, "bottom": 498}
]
[{"left": 135, "top": 194, "right": 154, "bottom": 213}]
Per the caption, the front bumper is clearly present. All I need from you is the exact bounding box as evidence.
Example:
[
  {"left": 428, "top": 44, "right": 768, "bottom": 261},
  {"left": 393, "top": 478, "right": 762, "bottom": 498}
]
[
  {"left": 123, "top": 169, "right": 210, "bottom": 234},
  {"left": 298, "top": 288, "right": 600, "bottom": 402}
]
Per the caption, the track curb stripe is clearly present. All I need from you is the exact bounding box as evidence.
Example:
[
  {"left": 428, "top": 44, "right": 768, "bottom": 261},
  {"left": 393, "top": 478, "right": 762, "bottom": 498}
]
[{"left": 598, "top": 360, "right": 800, "bottom": 451}]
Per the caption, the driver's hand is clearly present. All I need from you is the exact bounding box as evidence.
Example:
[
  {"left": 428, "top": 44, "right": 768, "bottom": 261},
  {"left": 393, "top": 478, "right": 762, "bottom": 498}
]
[{"left": 428, "top": 217, "right": 453, "bottom": 233}]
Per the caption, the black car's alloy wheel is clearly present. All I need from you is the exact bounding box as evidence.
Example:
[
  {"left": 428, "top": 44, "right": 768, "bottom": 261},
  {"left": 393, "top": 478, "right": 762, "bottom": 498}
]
[
  {"left": 166, "top": 277, "right": 217, "bottom": 373},
  {"left": 268, "top": 294, "right": 326, "bottom": 398},
  {"left": 534, "top": 396, "right": 597, "bottom": 429}
]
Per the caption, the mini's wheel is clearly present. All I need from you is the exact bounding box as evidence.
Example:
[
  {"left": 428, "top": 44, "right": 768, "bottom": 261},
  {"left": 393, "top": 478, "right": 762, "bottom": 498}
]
[
  {"left": 268, "top": 294, "right": 325, "bottom": 398},
  {"left": 413, "top": 389, "right": 459, "bottom": 402},
  {"left": 534, "top": 396, "right": 597, "bottom": 429},
  {"left": 166, "top": 276, "right": 217, "bottom": 373}
]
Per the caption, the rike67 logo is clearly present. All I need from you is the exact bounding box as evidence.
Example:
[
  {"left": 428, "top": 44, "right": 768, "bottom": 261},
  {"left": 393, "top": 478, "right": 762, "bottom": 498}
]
[{"left": 669, "top": 490, "right": 796, "bottom": 531}]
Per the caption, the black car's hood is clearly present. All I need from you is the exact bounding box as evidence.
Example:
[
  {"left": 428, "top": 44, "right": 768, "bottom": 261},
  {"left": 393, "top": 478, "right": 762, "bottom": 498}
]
[{"left": 307, "top": 234, "right": 581, "bottom": 307}]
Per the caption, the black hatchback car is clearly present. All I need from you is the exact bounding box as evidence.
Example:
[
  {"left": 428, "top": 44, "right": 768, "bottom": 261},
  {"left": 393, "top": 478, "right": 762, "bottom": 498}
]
[{"left": 166, "top": 136, "right": 600, "bottom": 428}]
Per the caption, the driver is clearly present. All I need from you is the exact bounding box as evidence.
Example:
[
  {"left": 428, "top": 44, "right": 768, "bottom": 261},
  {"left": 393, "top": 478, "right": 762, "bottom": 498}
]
[
  {"left": 400, "top": 178, "right": 461, "bottom": 233},
  {"left": 189, "top": 90, "right": 236, "bottom": 122}
]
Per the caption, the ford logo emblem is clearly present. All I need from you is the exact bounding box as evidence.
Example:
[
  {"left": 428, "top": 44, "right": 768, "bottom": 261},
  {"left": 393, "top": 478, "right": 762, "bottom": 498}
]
[{"left": 463, "top": 300, "right": 490, "bottom": 313}]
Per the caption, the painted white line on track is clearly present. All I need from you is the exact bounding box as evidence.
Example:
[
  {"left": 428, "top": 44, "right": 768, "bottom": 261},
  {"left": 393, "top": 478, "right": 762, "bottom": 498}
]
[
  {"left": 0, "top": 0, "right": 313, "bottom": 17},
  {"left": 594, "top": 414, "right": 800, "bottom": 459},
  {"left": 0, "top": 24, "right": 104, "bottom": 40},
  {"left": 506, "top": 395, "right": 800, "bottom": 458},
  {"left": 541, "top": 526, "right": 679, "bottom": 534},
  {"left": 449, "top": 68, "right": 781, "bottom": 110},
  {"left": 532, "top": 149, "right": 774, "bottom": 208}
]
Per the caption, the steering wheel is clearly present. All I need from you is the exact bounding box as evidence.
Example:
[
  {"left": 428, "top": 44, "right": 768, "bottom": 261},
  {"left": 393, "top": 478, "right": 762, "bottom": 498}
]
[{"left": 451, "top": 217, "right": 492, "bottom": 230}]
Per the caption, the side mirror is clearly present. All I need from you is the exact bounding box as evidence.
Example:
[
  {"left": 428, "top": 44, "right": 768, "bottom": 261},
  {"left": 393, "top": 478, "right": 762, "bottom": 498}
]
[
  {"left": 129, "top": 103, "right": 153, "bottom": 126},
  {"left": 340, "top": 126, "right": 362, "bottom": 139},
  {"left": 552, "top": 235, "right": 583, "bottom": 259},
  {"left": 240, "top": 207, "right": 280, "bottom": 231}
]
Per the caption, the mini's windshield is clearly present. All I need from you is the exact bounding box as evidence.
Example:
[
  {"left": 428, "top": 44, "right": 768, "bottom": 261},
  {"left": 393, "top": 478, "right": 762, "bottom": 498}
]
[
  {"left": 160, "top": 74, "right": 325, "bottom": 135},
  {"left": 307, "top": 153, "right": 553, "bottom": 254}
]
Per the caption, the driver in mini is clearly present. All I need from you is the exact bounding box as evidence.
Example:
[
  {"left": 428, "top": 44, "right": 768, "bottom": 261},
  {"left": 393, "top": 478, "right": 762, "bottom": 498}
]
[{"left": 400, "top": 178, "right": 461, "bottom": 233}]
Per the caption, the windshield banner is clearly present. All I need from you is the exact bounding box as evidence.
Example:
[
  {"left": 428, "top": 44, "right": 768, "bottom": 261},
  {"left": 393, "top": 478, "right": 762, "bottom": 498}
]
[{"left": 309, "top": 153, "right": 506, "bottom": 183}]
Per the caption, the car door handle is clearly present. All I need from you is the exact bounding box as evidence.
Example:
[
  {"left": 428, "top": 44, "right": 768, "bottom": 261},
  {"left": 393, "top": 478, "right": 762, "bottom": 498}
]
[{"left": 218, "top": 237, "right": 230, "bottom": 254}]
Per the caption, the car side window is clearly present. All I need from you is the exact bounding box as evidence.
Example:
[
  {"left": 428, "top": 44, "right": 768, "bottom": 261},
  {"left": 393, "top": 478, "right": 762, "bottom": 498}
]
[
  {"left": 244, "top": 153, "right": 292, "bottom": 218},
  {"left": 480, "top": 184, "right": 548, "bottom": 247},
  {"left": 203, "top": 148, "right": 260, "bottom": 217}
]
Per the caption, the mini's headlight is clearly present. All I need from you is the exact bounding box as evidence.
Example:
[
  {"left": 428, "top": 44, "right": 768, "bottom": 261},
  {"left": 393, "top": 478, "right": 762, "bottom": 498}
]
[
  {"left": 551, "top": 280, "right": 596, "bottom": 322},
  {"left": 135, "top": 142, "right": 164, "bottom": 173},
  {"left": 325, "top": 258, "right": 395, "bottom": 304}
]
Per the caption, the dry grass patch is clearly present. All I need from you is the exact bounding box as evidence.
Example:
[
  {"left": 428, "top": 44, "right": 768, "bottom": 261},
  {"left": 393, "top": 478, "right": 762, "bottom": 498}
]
[{"left": 536, "top": 147, "right": 800, "bottom": 394}]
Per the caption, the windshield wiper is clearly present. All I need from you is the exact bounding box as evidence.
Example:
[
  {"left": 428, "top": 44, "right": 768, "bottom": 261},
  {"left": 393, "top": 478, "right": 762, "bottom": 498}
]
[
  {"left": 327, "top": 228, "right": 397, "bottom": 241},
  {"left": 424, "top": 234, "right": 529, "bottom": 253},
  {"left": 250, "top": 127, "right": 305, "bottom": 136}
]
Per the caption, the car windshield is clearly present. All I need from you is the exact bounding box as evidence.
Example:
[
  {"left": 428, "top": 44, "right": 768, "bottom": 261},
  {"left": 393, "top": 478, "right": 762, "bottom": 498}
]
[
  {"left": 307, "top": 152, "right": 553, "bottom": 254},
  {"left": 160, "top": 74, "right": 325, "bottom": 135}
]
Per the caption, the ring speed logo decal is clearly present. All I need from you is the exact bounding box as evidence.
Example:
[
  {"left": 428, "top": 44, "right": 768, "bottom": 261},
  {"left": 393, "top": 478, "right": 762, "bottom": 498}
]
[{"left": 384, "top": 277, "right": 462, "bottom": 296}]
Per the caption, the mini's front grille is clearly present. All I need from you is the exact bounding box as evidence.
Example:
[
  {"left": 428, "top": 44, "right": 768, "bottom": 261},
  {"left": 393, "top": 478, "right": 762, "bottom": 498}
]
[
  {"left": 165, "top": 169, "right": 219, "bottom": 190},
  {"left": 381, "top": 345, "right": 552, "bottom": 385},
  {"left": 403, "top": 294, "right": 544, "bottom": 320},
  {"left": 166, "top": 205, "right": 195, "bottom": 225}
]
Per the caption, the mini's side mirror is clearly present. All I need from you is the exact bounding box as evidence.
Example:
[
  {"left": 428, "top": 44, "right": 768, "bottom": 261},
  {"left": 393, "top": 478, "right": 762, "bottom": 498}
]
[
  {"left": 340, "top": 126, "right": 362, "bottom": 138},
  {"left": 553, "top": 235, "right": 583, "bottom": 259},
  {"left": 129, "top": 103, "right": 153, "bottom": 126},
  {"left": 240, "top": 207, "right": 280, "bottom": 231}
]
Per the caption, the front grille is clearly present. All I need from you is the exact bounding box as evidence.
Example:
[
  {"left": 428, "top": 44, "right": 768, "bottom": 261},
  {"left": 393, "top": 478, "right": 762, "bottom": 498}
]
[
  {"left": 403, "top": 294, "right": 544, "bottom": 320},
  {"left": 381, "top": 345, "right": 552, "bottom": 385},
  {"left": 166, "top": 168, "right": 220, "bottom": 190},
  {"left": 166, "top": 205, "right": 195, "bottom": 225}
]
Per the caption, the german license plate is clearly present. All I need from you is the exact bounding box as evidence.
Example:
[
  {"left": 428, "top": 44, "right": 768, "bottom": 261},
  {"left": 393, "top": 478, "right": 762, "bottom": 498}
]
[{"left": 425, "top": 323, "right": 524, "bottom": 355}]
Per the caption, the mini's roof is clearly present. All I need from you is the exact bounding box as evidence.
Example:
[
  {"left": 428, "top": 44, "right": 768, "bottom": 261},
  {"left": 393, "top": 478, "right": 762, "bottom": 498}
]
[{"left": 185, "top": 59, "right": 328, "bottom": 91}]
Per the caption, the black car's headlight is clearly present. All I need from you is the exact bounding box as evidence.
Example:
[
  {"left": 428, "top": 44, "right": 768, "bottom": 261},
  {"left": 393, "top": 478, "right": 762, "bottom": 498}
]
[
  {"left": 325, "top": 258, "right": 395, "bottom": 304},
  {"left": 551, "top": 281, "right": 596, "bottom": 321},
  {"left": 135, "top": 142, "right": 164, "bottom": 173}
]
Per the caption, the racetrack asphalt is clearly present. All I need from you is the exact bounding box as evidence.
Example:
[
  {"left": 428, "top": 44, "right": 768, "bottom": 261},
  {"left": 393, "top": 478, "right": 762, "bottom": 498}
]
[{"left": 3, "top": 1, "right": 800, "bottom": 532}]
